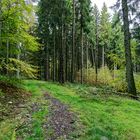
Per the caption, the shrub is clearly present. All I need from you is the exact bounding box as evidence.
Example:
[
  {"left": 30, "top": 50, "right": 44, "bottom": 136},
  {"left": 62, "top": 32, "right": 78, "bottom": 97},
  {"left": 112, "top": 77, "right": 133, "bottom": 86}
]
[
  {"left": 0, "top": 75, "right": 22, "bottom": 88},
  {"left": 76, "top": 66, "right": 112, "bottom": 85},
  {"left": 76, "top": 67, "right": 140, "bottom": 94},
  {"left": 98, "top": 66, "right": 112, "bottom": 85},
  {"left": 135, "top": 73, "right": 140, "bottom": 93},
  {"left": 111, "top": 70, "right": 127, "bottom": 92}
]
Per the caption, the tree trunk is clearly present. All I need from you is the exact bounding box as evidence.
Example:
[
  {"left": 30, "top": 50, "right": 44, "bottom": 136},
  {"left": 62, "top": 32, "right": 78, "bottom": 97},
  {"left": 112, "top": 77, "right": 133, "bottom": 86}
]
[
  {"left": 113, "top": 63, "right": 117, "bottom": 79},
  {"left": 95, "top": 18, "right": 99, "bottom": 83},
  {"left": 0, "top": 1, "right": 2, "bottom": 49},
  {"left": 55, "top": 34, "right": 58, "bottom": 81},
  {"left": 53, "top": 30, "right": 56, "bottom": 81},
  {"left": 45, "top": 43, "right": 49, "bottom": 81},
  {"left": 65, "top": 30, "right": 68, "bottom": 81},
  {"left": 90, "top": 46, "right": 95, "bottom": 68},
  {"left": 81, "top": 27, "right": 83, "bottom": 84},
  {"left": 102, "top": 46, "right": 105, "bottom": 67},
  {"left": 71, "top": 0, "right": 75, "bottom": 83},
  {"left": 122, "top": 0, "right": 137, "bottom": 96},
  {"left": 95, "top": 45, "right": 98, "bottom": 83},
  {"left": 86, "top": 41, "right": 89, "bottom": 82},
  {"left": 59, "top": 6, "right": 65, "bottom": 83},
  {"left": 16, "top": 43, "right": 21, "bottom": 79},
  {"left": 6, "top": 40, "right": 9, "bottom": 75}
]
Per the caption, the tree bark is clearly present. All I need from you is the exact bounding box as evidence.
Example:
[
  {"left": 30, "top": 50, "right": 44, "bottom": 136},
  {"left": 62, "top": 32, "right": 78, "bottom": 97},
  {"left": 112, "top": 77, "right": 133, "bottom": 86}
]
[
  {"left": 95, "top": 16, "right": 99, "bottom": 83},
  {"left": 71, "top": 0, "right": 76, "bottom": 83},
  {"left": 122, "top": 0, "right": 137, "bottom": 96},
  {"left": 16, "top": 43, "right": 21, "bottom": 79},
  {"left": 44, "top": 43, "right": 49, "bottom": 81},
  {"left": 86, "top": 41, "right": 89, "bottom": 82},
  {"left": 59, "top": 4, "right": 65, "bottom": 83},
  {"left": 53, "top": 30, "right": 56, "bottom": 81},
  {"left": 0, "top": 1, "right": 2, "bottom": 48},
  {"left": 102, "top": 46, "right": 105, "bottom": 67},
  {"left": 6, "top": 39, "right": 9, "bottom": 75},
  {"left": 81, "top": 27, "right": 84, "bottom": 84},
  {"left": 65, "top": 30, "right": 68, "bottom": 81}
]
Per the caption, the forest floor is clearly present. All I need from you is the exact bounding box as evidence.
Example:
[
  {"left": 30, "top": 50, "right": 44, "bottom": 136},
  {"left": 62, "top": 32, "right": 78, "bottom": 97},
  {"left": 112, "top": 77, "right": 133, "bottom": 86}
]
[{"left": 0, "top": 80, "right": 140, "bottom": 140}]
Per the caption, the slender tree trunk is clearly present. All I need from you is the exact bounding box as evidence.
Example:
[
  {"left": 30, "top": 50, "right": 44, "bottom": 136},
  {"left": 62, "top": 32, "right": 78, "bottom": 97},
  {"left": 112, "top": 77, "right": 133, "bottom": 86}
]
[
  {"left": 95, "top": 19, "right": 98, "bottom": 83},
  {"left": 95, "top": 45, "right": 98, "bottom": 83},
  {"left": 53, "top": 30, "right": 56, "bottom": 81},
  {"left": 86, "top": 41, "right": 89, "bottom": 82},
  {"left": 90, "top": 46, "right": 95, "bottom": 68},
  {"left": 59, "top": 6, "right": 65, "bottom": 83},
  {"left": 122, "top": 0, "right": 137, "bottom": 96},
  {"left": 45, "top": 43, "right": 49, "bottom": 81},
  {"left": 6, "top": 39, "right": 9, "bottom": 75},
  {"left": 65, "top": 31, "right": 68, "bottom": 81},
  {"left": 81, "top": 27, "right": 84, "bottom": 84},
  {"left": 113, "top": 63, "right": 117, "bottom": 79},
  {"left": 77, "top": 45, "right": 80, "bottom": 71},
  {"left": 63, "top": 24, "right": 66, "bottom": 82},
  {"left": 0, "top": 1, "right": 2, "bottom": 49},
  {"left": 71, "top": 0, "right": 75, "bottom": 83},
  {"left": 16, "top": 43, "right": 21, "bottom": 79},
  {"left": 102, "top": 46, "right": 105, "bottom": 67},
  {"left": 55, "top": 34, "right": 58, "bottom": 82}
]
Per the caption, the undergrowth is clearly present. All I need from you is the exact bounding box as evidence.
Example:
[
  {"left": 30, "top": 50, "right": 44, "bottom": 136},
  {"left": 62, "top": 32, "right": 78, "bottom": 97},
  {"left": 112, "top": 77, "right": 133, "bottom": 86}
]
[
  {"left": 76, "top": 67, "right": 140, "bottom": 94},
  {"left": 34, "top": 81, "right": 140, "bottom": 140},
  {"left": 0, "top": 75, "right": 22, "bottom": 88},
  {"left": 0, "top": 80, "right": 48, "bottom": 140}
]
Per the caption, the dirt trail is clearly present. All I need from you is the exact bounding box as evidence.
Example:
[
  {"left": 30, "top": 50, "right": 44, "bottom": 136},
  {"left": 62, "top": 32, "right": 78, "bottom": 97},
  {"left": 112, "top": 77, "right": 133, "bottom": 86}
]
[{"left": 44, "top": 92, "right": 76, "bottom": 140}]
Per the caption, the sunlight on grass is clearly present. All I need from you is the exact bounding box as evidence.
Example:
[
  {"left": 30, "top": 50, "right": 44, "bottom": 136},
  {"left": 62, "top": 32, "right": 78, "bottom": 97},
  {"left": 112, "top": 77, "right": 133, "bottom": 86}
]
[
  {"left": 21, "top": 80, "right": 48, "bottom": 140},
  {"left": 25, "top": 80, "right": 140, "bottom": 140}
]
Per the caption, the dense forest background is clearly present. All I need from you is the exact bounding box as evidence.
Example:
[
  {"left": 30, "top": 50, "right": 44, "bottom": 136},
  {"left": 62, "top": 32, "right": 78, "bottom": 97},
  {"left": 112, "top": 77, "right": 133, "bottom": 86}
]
[
  {"left": 1, "top": 0, "right": 140, "bottom": 139},
  {"left": 0, "top": 0, "right": 140, "bottom": 96}
]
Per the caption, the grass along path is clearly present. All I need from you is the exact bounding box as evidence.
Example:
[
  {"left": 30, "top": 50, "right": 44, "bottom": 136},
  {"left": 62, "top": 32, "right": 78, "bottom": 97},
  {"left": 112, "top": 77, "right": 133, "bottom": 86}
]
[
  {"left": 24, "top": 80, "right": 140, "bottom": 140},
  {"left": 0, "top": 80, "right": 48, "bottom": 140},
  {"left": 1, "top": 80, "right": 140, "bottom": 140},
  {"left": 23, "top": 81, "right": 77, "bottom": 140}
]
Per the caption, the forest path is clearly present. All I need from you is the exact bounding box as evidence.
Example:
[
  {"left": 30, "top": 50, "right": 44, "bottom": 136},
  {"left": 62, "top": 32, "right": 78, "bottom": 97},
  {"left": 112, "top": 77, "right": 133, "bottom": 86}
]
[{"left": 43, "top": 92, "right": 76, "bottom": 140}]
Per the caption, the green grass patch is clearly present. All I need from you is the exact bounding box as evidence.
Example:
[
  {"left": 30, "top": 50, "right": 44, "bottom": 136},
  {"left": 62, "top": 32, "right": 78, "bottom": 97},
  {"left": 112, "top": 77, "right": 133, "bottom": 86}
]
[
  {"left": 0, "top": 75, "right": 22, "bottom": 88},
  {"left": 1, "top": 80, "right": 140, "bottom": 140},
  {"left": 25, "top": 80, "right": 140, "bottom": 140},
  {"left": 0, "top": 80, "right": 48, "bottom": 140},
  {"left": 17, "top": 80, "right": 48, "bottom": 140}
]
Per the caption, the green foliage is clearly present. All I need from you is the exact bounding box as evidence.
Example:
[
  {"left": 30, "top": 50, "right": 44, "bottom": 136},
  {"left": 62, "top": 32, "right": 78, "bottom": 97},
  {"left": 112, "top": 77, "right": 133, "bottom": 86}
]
[
  {"left": 98, "top": 66, "right": 112, "bottom": 85},
  {"left": 0, "top": 0, "right": 39, "bottom": 79},
  {"left": 0, "top": 58, "right": 38, "bottom": 78},
  {"left": 0, "top": 89, "right": 4, "bottom": 96},
  {"left": 100, "top": 3, "right": 111, "bottom": 47},
  {"left": 135, "top": 73, "right": 140, "bottom": 93},
  {"left": 76, "top": 67, "right": 140, "bottom": 93},
  {"left": 111, "top": 71, "right": 140, "bottom": 93},
  {"left": 0, "top": 80, "right": 48, "bottom": 140},
  {"left": 11, "top": 130, "right": 16, "bottom": 140},
  {"left": 0, "top": 121, "right": 16, "bottom": 140},
  {"left": 8, "top": 58, "right": 38, "bottom": 78},
  {"left": 108, "top": 13, "right": 125, "bottom": 69},
  {"left": 0, "top": 75, "right": 22, "bottom": 87},
  {"left": 21, "top": 80, "right": 48, "bottom": 139},
  {"left": 76, "top": 67, "right": 112, "bottom": 85},
  {"left": 111, "top": 70, "right": 127, "bottom": 92}
]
